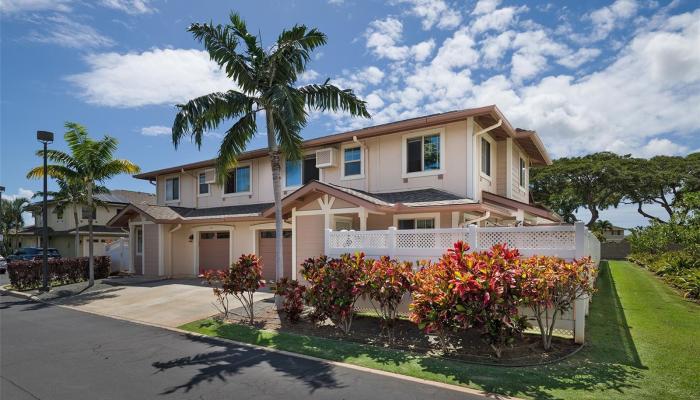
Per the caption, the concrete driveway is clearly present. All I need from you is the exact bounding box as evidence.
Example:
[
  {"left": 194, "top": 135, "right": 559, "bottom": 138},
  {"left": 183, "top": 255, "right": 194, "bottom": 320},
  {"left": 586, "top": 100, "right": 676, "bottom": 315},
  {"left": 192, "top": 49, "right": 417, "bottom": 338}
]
[{"left": 50, "top": 278, "right": 273, "bottom": 327}]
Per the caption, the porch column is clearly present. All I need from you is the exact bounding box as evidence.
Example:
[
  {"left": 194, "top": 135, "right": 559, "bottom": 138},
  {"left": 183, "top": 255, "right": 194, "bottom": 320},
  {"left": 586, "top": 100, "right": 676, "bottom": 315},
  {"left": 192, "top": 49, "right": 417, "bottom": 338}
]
[
  {"left": 192, "top": 229, "right": 199, "bottom": 276},
  {"left": 358, "top": 207, "right": 368, "bottom": 231},
  {"left": 228, "top": 226, "right": 235, "bottom": 267},
  {"left": 128, "top": 224, "right": 135, "bottom": 273}
]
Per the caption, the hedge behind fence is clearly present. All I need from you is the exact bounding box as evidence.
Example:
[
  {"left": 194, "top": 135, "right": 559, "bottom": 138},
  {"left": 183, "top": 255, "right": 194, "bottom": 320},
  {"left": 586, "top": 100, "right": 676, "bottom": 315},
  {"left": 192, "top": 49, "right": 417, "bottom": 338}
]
[{"left": 8, "top": 256, "right": 111, "bottom": 290}]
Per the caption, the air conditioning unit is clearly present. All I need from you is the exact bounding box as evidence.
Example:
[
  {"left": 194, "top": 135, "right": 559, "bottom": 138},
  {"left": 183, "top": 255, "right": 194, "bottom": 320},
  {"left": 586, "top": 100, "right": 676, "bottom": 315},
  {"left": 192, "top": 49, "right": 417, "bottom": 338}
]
[
  {"left": 204, "top": 168, "right": 216, "bottom": 183},
  {"left": 315, "top": 148, "right": 337, "bottom": 168}
]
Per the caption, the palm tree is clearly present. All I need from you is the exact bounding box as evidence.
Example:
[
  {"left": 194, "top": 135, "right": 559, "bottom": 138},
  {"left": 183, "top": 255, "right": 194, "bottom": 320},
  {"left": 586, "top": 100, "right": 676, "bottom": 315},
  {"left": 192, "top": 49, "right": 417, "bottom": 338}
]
[
  {"left": 591, "top": 219, "right": 614, "bottom": 242},
  {"left": 27, "top": 122, "right": 140, "bottom": 286},
  {"left": 172, "top": 12, "right": 370, "bottom": 289},
  {"left": 1, "top": 197, "right": 29, "bottom": 254},
  {"left": 32, "top": 178, "right": 110, "bottom": 257}
]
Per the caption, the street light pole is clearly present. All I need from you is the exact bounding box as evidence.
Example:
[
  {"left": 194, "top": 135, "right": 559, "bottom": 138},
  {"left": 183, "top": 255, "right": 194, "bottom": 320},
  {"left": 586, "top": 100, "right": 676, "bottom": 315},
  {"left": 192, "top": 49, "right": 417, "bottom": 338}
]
[{"left": 37, "top": 131, "right": 54, "bottom": 292}]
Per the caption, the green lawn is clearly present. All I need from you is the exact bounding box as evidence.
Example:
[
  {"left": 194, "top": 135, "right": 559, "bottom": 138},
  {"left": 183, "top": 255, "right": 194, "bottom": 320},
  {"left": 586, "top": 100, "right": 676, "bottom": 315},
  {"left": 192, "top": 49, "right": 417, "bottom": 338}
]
[{"left": 180, "top": 261, "right": 699, "bottom": 399}]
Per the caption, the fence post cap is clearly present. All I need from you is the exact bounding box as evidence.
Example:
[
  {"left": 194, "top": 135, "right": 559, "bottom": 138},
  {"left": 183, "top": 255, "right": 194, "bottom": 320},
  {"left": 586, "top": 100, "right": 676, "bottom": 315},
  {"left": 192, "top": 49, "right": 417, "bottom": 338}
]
[{"left": 388, "top": 226, "right": 397, "bottom": 231}]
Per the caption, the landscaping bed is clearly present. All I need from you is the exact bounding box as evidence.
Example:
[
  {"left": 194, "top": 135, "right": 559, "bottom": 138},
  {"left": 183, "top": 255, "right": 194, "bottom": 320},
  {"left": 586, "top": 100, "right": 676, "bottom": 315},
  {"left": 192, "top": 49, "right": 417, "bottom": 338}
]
[{"left": 223, "top": 301, "right": 579, "bottom": 366}]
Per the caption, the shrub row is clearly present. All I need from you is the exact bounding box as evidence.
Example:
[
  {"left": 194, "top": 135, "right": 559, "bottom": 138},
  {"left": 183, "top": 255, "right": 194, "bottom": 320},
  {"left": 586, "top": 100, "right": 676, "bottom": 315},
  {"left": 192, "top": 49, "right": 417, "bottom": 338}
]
[
  {"left": 8, "top": 256, "right": 111, "bottom": 290},
  {"left": 628, "top": 251, "right": 700, "bottom": 300}
]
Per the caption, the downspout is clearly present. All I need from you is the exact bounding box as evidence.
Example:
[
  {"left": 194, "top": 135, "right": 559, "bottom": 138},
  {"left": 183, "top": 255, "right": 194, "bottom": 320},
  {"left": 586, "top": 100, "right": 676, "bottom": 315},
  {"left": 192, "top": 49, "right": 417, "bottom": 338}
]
[{"left": 353, "top": 136, "right": 369, "bottom": 192}]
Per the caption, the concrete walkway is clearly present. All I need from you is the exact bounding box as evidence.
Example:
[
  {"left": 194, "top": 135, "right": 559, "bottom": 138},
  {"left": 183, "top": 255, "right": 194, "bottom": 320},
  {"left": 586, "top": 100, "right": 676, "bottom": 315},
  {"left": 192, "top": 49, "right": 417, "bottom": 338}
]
[{"left": 47, "top": 277, "right": 273, "bottom": 327}]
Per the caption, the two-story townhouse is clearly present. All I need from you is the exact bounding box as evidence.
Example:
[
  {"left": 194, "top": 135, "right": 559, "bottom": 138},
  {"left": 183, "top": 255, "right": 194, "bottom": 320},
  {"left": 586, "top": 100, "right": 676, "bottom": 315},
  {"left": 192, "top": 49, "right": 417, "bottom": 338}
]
[
  {"left": 108, "top": 105, "right": 560, "bottom": 280},
  {"left": 15, "top": 190, "right": 155, "bottom": 257}
]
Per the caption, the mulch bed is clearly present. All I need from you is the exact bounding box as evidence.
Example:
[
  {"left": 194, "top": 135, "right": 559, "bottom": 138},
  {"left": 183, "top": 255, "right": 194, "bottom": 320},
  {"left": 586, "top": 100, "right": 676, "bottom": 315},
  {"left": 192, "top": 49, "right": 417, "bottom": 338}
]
[{"left": 226, "top": 299, "right": 580, "bottom": 366}]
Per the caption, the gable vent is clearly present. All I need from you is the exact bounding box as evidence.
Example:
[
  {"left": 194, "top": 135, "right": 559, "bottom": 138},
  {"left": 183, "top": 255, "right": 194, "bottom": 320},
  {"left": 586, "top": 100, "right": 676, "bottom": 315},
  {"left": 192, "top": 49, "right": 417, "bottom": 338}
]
[{"left": 315, "top": 148, "right": 337, "bottom": 168}]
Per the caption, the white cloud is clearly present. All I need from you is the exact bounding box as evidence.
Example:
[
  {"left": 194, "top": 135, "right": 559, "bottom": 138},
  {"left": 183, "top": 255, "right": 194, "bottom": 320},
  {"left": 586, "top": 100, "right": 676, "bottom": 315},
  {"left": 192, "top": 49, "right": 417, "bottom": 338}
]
[
  {"left": 67, "top": 48, "right": 236, "bottom": 107},
  {"left": 141, "top": 125, "right": 171, "bottom": 136},
  {"left": 470, "top": 4, "right": 525, "bottom": 35},
  {"left": 327, "top": 0, "right": 344, "bottom": 4},
  {"left": 394, "top": 0, "right": 462, "bottom": 30},
  {"left": 100, "top": 0, "right": 155, "bottom": 15},
  {"left": 298, "top": 69, "right": 320, "bottom": 84},
  {"left": 472, "top": 0, "right": 502, "bottom": 15},
  {"left": 556, "top": 48, "right": 602, "bottom": 69},
  {"left": 4, "top": 188, "right": 34, "bottom": 201},
  {"left": 26, "top": 14, "right": 114, "bottom": 48},
  {"left": 510, "top": 30, "right": 568, "bottom": 82},
  {"left": 631, "top": 138, "right": 689, "bottom": 158},
  {"left": 365, "top": 17, "right": 436, "bottom": 62},
  {"left": 0, "top": 0, "right": 71, "bottom": 13},
  {"left": 588, "top": 0, "right": 639, "bottom": 41}
]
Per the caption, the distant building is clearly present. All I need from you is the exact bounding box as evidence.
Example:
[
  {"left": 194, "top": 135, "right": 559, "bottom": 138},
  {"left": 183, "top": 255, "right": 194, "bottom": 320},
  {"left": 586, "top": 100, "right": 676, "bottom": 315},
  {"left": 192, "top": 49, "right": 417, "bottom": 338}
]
[{"left": 602, "top": 225, "right": 626, "bottom": 242}]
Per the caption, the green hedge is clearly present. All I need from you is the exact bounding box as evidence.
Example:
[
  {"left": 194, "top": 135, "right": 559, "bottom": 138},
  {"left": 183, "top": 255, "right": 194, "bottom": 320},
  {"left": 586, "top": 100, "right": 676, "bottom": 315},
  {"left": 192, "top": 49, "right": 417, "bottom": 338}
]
[
  {"left": 7, "top": 256, "right": 111, "bottom": 290},
  {"left": 628, "top": 251, "right": 700, "bottom": 300}
]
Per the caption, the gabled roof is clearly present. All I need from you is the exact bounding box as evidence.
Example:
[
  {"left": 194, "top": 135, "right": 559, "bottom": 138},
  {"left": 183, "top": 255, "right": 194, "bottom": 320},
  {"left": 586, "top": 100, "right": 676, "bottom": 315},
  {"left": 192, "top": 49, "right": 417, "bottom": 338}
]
[
  {"left": 134, "top": 105, "right": 552, "bottom": 180},
  {"left": 481, "top": 191, "right": 561, "bottom": 222},
  {"left": 262, "top": 180, "right": 492, "bottom": 218},
  {"left": 107, "top": 202, "right": 274, "bottom": 226},
  {"left": 29, "top": 189, "right": 155, "bottom": 208}
]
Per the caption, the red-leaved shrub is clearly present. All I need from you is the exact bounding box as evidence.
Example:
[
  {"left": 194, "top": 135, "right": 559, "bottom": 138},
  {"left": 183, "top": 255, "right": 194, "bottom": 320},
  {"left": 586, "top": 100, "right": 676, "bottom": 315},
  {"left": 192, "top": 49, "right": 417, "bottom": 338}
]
[
  {"left": 301, "top": 253, "right": 364, "bottom": 334},
  {"left": 201, "top": 254, "right": 264, "bottom": 325},
  {"left": 8, "top": 257, "right": 110, "bottom": 290},
  {"left": 272, "top": 277, "right": 306, "bottom": 323},
  {"left": 359, "top": 256, "right": 413, "bottom": 337}
]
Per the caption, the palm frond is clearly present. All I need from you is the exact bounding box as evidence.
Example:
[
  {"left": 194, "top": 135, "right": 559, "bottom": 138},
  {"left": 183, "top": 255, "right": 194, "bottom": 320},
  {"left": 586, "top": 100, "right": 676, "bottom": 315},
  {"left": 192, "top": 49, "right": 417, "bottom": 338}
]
[
  {"left": 26, "top": 165, "right": 79, "bottom": 180},
  {"left": 214, "top": 111, "right": 258, "bottom": 184},
  {"left": 299, "top": 83, "right": 371, "bottom": 118},
  {"left": 172, "top": 90, "right": 254, "bottom": 149}
]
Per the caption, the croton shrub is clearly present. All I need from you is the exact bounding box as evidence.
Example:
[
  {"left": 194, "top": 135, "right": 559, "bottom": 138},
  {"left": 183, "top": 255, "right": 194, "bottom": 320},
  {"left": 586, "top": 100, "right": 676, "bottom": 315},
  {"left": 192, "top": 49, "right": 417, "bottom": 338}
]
[
  {"left": 301, "top": 253, "right": 365, "bottom": 334},
  {"left": 272, "top": 277, "right": 306, "bottom": 323},
  {"left": 8, "top": 256, "right": 110, "bottom": 290},
  {"left": 201, "top": 254, "right": 264, "bottom": 325},
  {"left": 358, "top": 256, "right": 413, "bottom": 338}
]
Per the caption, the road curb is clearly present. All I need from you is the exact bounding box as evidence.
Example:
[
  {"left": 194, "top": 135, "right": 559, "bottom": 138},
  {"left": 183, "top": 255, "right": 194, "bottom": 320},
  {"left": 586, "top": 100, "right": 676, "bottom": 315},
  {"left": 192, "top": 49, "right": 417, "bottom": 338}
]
[{"left": 2, "top": 289, "right": 520, "bottom": 400}]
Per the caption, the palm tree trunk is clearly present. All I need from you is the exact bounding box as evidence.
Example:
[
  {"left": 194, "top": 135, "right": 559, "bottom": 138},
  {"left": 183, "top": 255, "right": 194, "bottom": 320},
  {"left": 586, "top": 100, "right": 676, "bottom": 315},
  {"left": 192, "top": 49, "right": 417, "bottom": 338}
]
[
  {"left": 266, "top": 113, "right": 284, "bottom": 310},
  {"left": 87, "top": 183, "right": 95, "bottom": 286},
  {"left": 73, "top": 204, "right": 80, "bottom": 257}
]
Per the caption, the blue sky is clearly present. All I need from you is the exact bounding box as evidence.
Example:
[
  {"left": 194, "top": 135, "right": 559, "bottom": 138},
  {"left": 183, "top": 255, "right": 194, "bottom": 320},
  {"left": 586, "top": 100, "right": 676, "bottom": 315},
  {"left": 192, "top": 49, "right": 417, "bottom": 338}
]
[{"left": 1, "top": 0, "right": 698, "bottom": 229}]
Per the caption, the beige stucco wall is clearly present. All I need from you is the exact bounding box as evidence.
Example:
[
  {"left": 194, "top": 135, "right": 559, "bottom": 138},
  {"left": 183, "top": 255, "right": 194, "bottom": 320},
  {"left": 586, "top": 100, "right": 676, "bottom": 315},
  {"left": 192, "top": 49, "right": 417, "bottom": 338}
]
[
  {"left": 295, "top": 214, "right": 324, "bottom": 281},
  {"left": 36, "top": 203, "right": 124, "bottom": 231}
]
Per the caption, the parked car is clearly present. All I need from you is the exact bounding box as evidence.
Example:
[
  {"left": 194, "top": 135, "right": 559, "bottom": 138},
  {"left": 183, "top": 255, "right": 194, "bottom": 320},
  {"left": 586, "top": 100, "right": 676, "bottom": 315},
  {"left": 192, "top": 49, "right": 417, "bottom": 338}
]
[
  {"left": 0, "top": 255, "right": 6, "bottom": 274},
  {"left": 6, "top": 247, "right": 61, "bottom": 262}
]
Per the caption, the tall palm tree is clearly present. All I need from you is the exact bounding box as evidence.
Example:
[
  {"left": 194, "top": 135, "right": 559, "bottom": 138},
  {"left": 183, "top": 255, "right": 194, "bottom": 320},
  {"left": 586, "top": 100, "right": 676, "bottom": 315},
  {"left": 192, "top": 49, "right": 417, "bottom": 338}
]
[
  {"left": 173, "top": 12, "right": 370, "bottom": 288},
  {"left": 32, "top": 178, "right": 110, "bottom": 257},
  {"left": 1, "top": 197, "right": 29, "bottom": 254},
  {"left": 27, "top": 122, "right": 140, "bottom": 286}
]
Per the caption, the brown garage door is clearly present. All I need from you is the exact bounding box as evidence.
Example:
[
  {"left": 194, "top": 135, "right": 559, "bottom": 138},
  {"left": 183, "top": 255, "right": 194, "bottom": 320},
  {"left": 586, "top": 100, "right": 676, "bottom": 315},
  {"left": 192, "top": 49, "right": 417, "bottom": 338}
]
[
  {"left": 199, "top": 231, "right": 230, "bottom": 274},
  {"left": 258, "top": 230, "right": 292, "bottom": 281}
]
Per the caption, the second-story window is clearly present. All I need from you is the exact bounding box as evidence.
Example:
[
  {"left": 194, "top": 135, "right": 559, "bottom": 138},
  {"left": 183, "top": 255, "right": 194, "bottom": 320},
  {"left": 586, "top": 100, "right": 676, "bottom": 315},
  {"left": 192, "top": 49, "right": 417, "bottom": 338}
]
[
  {"left": 481, "top": 138, "right": 491, "bottom": 176},
  {"left": 198, "top": 173, "right": 209, "bottom": 195},
  {"left": 406, "top": 133, "right": 441, "bottom": 173},
  {"left": 56, "top": 208, "right": 63, "bottom": 220},
  {"left": 224, "top": 166, "right": 251, "bottom": 194},
  {"left": 165, "top": 177, "right": 179, "bottom": 201},
  {"left": 343, "top": 147, "right": 362, "bottom": 177},
  {"left": 285, "top": 159, "right": 302, "bottom": 187},
  {"left": 81, "top": 206, "right": 96, "bottom": 220},
  {"left": 519, "top": 157, "right": 526, "bottom": 187}
]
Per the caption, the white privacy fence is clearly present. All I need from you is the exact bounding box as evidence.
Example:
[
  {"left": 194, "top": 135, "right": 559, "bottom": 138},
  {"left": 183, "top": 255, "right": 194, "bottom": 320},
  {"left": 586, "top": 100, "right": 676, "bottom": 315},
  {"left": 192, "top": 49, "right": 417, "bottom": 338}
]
[
  {"left": 105, "top": 237, "right": 129, "bottom": 273},
  {"left": 325, "top": 221, "right": 600, "bottom": 343}
]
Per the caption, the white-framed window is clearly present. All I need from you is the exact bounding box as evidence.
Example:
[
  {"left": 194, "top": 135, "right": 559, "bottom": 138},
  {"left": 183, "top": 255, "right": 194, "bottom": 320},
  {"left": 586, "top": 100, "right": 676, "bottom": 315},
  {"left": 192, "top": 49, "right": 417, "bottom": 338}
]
[
  {"left": 393, "top": 213, "right": 440, "bottom": 230},
  {"left": 284, "top": 155, "right": 320, "bottom": 188},
  {"left": 56, "top": 208, "right": 63, "bottom": 221},
  {"left": 519, "top": 157, "right": 527, "bottom": 188},
  {"left": 136, "top": 227, "right": 143, "bottom": 255},
  {"left": 198, "top": 172, "right": 209, "bottom": 196},
  {"left": 341, "top": 145, "right": 363, "bottom": 179},
  {"left": 401, "top": 129, "right": 445, "bottom": 178},
  {"left": 334, "top": 216, "right": 354, "bottom": 231},
  {"left": 481, "top": 137, "right": 492, "bottom": 177},
  {"left": 81, "top": 206, "right": 96, "bottom": 220},
  {"left": 165, "top": 176, "right": 180, "bottom": 202},
  {"left": 223, "top": 165, "right": 251, "bottom": 195}
]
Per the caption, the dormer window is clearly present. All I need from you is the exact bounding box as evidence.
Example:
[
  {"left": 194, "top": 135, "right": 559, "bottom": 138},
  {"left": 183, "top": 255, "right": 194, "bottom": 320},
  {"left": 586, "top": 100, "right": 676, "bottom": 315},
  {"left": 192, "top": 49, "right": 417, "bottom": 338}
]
[{"left": 165, "top": 177, "right": 179, "bottom": 201}]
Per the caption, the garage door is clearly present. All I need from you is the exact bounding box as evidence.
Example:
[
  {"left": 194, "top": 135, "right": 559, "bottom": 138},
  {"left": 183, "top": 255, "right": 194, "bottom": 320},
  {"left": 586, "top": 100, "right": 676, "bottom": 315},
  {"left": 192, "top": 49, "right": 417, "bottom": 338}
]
[
  {"left": 199, "top": 231, "right": 230, "bottom": 274},
  {"left": 258, "top": 230, "right": 292, "bottom": 281}
]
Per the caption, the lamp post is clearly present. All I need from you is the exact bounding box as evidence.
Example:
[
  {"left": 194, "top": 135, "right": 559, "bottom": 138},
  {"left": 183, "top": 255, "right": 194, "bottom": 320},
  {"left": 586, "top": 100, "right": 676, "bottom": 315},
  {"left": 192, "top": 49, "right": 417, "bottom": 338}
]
[{"left": 37, "top": 131, "right": 54, "bottom": 291}]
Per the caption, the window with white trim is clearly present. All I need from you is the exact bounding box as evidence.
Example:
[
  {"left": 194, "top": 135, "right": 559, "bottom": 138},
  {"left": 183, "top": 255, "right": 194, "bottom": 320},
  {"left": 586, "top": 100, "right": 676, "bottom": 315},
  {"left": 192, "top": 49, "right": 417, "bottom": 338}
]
[
  {"left": 136, "top": 227, "right": 143, "bottom": 254},
  {"left": 286, "top": 156, "right": 319, "bottom": 187},
  {"left": 481, "top": 138, "right": 491, "bottom": 176},
  {"left": 343, "top": 147, "right": 362, "bottom": 177},
  {"left": 198, "top": 172, "right": 209, "bottom": 195},
  {"left": 519, "top": 157, "right": 526, "bottom": 187},
  {"left": 397, "top": 218, "right": 435, "bottom": 230},
  {"left": 406, "top": 133, "right": 440, "bottom": 173},
  {"left": 165, "top": 177, "right": 179, "bottom": 201},
  {"left": 81, "top": 206, "right": 96, "bottom": 220},
  {"left": 224, "top": 166, "right": 250, "bottom": 194}
]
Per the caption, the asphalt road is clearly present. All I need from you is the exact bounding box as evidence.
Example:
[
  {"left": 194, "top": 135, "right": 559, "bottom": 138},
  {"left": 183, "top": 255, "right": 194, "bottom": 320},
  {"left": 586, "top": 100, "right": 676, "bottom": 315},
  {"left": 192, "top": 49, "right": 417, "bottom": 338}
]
[{"left": 0, "top": 294, "right": 484, "bottom": 400}]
